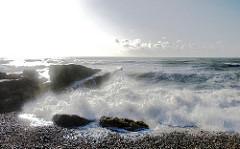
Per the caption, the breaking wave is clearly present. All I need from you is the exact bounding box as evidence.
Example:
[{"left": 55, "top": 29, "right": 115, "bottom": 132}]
[
  {"left": 2, "top": 57, "right": 240, "bottom": 132},
  {"left": 22, "top": 68, "right": 240, "bottom": 132}
]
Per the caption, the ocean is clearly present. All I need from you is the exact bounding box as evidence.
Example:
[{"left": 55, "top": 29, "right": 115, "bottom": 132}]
[{"left": 1, "top": 57, "right": 240, "bottom": 133}]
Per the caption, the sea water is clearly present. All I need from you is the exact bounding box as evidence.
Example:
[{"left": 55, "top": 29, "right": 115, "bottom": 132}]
[{"left": 1, "top": 57, "right": 240, "bottom": 133}]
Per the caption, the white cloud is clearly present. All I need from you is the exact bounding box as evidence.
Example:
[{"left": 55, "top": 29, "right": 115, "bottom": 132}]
[
  {"left": 115, "top": 37, "right": 225, "bottom": 56},
  {"left": 115, "top": 38, "right": 176, "bottom": 50}
]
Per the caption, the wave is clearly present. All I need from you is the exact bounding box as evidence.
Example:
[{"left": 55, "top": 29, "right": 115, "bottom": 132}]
[
  {"left": 130, "top": 71, "right": 240, "bottom": 88},
  {"left": 131, "top": 72, "right": 209, "bottom": 84},
  {"left": 191, "top": 62, "right": 240, "bottom": 71},
  {"left": 2, "top": 57, "right": 240, "bottom": 132},
  {"left": 224, "top": 63, "right": 240, "bottom": 67},
  {"left": 21, "top": 70, "right": 240, "bottom": 132}
]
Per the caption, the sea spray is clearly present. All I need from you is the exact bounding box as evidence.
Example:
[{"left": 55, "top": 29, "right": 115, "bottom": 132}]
[
  {"left": 22, "top": 68, "right": 240, "bottom": 132},
  {"left": 3, "top": 57, "right": 240, "bottom": 132}
]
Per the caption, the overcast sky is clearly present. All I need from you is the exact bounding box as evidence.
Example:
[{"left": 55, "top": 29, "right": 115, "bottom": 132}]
[{"left": 0, "top": 0, "right": 239, "bottom": 57}]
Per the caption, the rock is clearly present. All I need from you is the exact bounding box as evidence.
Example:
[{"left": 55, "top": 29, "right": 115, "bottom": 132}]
[
  {"left": 0, "top": 72, "right": 7, "bottom": 79},
  {"left": 22, "top": 69, "right": 39, "bottom": 82},
  {"left": 52, "top": 114, "right": 93, "bottom": 128},
  {"left": 6, "top": 73, "right": 22, "bottom": 79},
  {"left": 39, "top": 82, "right": 51, "bottom": 93},
  {"left": 0, "top": 78, "right": 39, "bottom": 113},
  {"left": 49, "top": 64, "right": 100, "bottom": 91},
  {"left": 0, "top": 70, "right": 40, "bottom": 113},
  {"left": 99, "top": 116, "right": 149, "bottom": 131},
  {"left": 0, "top": 71, "right": 23, "bottom": 80}
]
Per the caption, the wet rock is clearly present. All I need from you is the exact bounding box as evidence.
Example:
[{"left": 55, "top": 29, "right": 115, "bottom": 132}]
[
  {"left": 52, "top": 114, "right": 93, "bottom": 128},
  {"left": 5, "top": 73, "right": 22, "bottom": 79},
  {"left": 0, "top": 72, "right": 21, "bottom": 80},
  {"left": 0, "top": 72, "right": 7, "bottom": 79},
  {"left": 22, "top": 69, "right": 39, "bottom": 82},
  {"left": 49, "top": 64, "right": 100, "bottom": 91},
  {"left": 0, "top": 70, "right": 40, "bottom": 113},
  {"left": 99, "top": 116, "right": 149, "bottom": 131},
  {"left": 0, "top": 78, "right": 39, "bottom": 113}
]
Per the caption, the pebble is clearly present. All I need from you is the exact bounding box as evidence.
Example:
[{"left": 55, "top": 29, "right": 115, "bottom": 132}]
[{"left": 1, "top": 113, "right": 240, "bottom": 148}]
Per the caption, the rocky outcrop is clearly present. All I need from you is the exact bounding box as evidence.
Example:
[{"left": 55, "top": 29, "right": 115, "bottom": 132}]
[
  {"left": 99, "top": 116, "right": 149, "bottom": 131},
  {"left": 0, "top": 70, "right": 40, "bottom": 113},
  {"left": 49, "top": 64, "right": 100, "bottom": 91},
  {"left": 52, "top": 114, "right": 93, "bottom": 128},
  {"left": 0, "top": 79, "right": 39, "bottom": 113}
]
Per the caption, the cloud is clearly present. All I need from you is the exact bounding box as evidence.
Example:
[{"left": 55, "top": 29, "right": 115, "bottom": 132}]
[
  {"left": 115, "top": 37, "right": 225, "bottom": 57},
  {"left": 116, "top": 37, "right": 224, "bottom": 51},
  {"left": 115, "top": 37, "right": 184, "bottom": 50},
  {"left": 116, "top": 38, "right": 170, "bottom": 50}
]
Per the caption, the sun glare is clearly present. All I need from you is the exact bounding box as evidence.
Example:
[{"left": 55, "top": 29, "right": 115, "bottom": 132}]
[{"left": 0, "top": 0, "right": 122, "bottom": 58}]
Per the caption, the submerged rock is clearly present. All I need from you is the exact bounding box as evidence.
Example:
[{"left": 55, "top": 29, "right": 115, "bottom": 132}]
[
  {"left": 52, "top": 114, "right": 93, "bottom": 128},
  {"left": 49, "top": 64, "right": 100, "bottom": 91},
  {"left": 99, "top": 116, "right": 149, "bottom": 131}
]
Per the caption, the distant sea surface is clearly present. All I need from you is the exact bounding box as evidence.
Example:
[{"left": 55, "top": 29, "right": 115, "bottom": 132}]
[{"left": 1, "top": 57, "right": 240, "bottom": 132}]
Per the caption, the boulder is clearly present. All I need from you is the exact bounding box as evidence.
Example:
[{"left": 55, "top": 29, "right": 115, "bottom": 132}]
[
  {"left": 0, "top": 78, "right": 39, "bottom": 113},
  {"left": 0, "top": 70, "right": 40, "bottom": 113},
  {"left": 52, "top": 114, "right": 93, "bottom": 128},
  {"left": 49, "top": 64, "right": 100, "bottom": 91},
  {"left": 22, "top": 69, "right": 39, "bottom": 82},
  {"left": 99, "top": 116, "right": 149, "bottom": 131}
]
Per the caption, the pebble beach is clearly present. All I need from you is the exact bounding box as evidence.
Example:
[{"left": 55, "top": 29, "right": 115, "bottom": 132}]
[{"left": 1, "top": 113, "right": 240, "bottom": 149}]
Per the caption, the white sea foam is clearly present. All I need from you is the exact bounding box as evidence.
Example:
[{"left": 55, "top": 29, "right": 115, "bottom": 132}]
[
  {"left": 21, "top": 69, "right": 240, "bottom": 132},
  {"left": 19, "top": 113, "right": 53, "bottom": 126}
]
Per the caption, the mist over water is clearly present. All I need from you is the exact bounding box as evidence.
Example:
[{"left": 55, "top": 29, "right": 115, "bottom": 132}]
[{"left": 1, "top": 57, "right": 240, "bottom": 132}]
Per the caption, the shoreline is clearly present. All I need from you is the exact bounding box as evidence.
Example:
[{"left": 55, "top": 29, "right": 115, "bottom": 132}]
[{"left": 1, "top": 113, "right": 240, "bottom": 148}]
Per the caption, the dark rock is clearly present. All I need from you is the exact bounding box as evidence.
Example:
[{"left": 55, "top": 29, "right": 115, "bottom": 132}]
[
  {"left": 0, "top": 78, "right": 39, "bottom": 113},
  {"left": 0, "top": 70, "right": 41, "bottom": 113},
  {"left": 49, "top": 64, "right": 100, "bottom": 91},
  {"left": 0, "top": 71, "right": 22, "bottom": 80},
  {"left": 99, "top": 116, "right": 149, "bottom": 131},
  {"left": 52, "top": 114, "right": 93, "bottom": 128},
  {"left": 22, "top": 69, "right": 39, "bottom": 82},
  {"left": 0, "top": 72, "right": 7, "bottom": 79},
  {"left": 5, "top": 73, "right": 22, "bottom": 79},
  {"left": 39, "top": 82, "right": 51, "bottom": 93}
]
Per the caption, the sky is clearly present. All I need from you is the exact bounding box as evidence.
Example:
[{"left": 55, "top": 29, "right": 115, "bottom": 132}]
[{"left": 0, "top": 0, "right": 239, "bottom": 58}]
